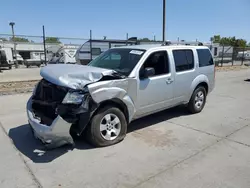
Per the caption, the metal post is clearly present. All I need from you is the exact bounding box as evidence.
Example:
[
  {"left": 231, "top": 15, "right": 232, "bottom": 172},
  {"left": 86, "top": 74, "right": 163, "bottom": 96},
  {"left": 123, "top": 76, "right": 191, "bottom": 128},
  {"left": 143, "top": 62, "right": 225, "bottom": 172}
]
[
  {"left": 90, "top": 30, "right": 92, "bottom": 61},
  {"left": 42, "top": 25, "right": 47, "bottom": 65},
  {"left": 9, "top": 22, "right": 18, "bottom": 68},
  {"left": 241, "top": 47, "right": 245, "bottom": 66},
  {"left": 221, "top": 44, "right": 225, "bottom": 67},
  {"left": 154, "top": 35, "right": 156, "bottom": 41},
  {"left": 126, "top": 33, "right": 128, "bottom": 45},
  {"left": 231, "top": 47, "right": 235, "bottom": 66},
  {"left": 162, "top": 0, "right": 166, "bottom": 42}
]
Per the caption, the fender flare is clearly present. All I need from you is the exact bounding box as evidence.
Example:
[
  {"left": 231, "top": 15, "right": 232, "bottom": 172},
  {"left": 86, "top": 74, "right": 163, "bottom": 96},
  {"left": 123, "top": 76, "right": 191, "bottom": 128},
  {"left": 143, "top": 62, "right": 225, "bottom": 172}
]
[{"left": 188, "top": 75, "right": 209, "bottom": 100}]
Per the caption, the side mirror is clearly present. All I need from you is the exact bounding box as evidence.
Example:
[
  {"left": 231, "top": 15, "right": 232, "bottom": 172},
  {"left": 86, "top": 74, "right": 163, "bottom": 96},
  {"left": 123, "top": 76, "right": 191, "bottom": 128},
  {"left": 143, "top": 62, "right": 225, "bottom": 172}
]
[{"left": 140, "top": 67, "right": 155, "bottom": 79}]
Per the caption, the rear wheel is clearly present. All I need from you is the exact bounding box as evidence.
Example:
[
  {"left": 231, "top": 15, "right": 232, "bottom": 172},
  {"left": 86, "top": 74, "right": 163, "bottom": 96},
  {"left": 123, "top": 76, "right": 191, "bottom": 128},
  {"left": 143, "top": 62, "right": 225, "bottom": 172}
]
[
  {"left": 85, "top": 106, "right": 127, "bottom": 147},
  {"left": 188, "top": 86, "right": 207, "bottom": 113}
]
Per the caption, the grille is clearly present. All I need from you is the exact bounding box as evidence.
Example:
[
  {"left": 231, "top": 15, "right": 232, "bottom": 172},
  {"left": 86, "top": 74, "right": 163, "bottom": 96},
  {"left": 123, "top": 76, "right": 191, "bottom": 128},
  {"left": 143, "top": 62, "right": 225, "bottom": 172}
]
[
  {"left": 32, "top": 79, "right": 68, "bottom": 125},
  {"left": 33, "top": 79, "right": 68, "bottom": 103}
]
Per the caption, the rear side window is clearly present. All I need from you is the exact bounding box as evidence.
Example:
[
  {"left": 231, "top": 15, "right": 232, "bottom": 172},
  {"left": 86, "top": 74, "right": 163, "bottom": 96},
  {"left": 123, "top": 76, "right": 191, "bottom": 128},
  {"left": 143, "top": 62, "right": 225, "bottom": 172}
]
[
  {"left": 197, "top": 49, "right": 214, "bottom": 67},
  {"left": 173, "top": 50, "right": 194, "bottom": 72}
]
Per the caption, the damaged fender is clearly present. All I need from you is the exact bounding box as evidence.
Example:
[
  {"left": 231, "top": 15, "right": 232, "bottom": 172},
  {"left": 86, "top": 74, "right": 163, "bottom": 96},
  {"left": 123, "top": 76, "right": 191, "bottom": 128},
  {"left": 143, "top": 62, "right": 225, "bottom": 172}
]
[{"left": 87, "top": 79, "right": 136, "bottom": 123}]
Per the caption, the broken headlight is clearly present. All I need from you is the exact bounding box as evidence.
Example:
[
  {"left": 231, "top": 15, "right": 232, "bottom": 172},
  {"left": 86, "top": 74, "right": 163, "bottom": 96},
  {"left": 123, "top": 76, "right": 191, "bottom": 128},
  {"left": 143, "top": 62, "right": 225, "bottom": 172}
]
[{"left": 62, "top": 91, "right": 84, "bottom": 104}]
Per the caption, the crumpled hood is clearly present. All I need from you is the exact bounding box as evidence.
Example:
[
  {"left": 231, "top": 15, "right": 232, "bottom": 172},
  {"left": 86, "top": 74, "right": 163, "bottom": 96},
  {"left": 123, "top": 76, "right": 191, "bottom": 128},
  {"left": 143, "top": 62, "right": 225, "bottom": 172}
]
[{"left": 40, "top": 64, "right": 114, "bottom": 89}]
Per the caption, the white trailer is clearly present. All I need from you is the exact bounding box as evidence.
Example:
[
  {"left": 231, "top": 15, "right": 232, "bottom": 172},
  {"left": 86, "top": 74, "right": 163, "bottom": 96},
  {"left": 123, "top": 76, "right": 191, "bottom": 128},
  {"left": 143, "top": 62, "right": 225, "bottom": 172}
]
[
  {"left": 0, "top": 47, "right": 14, "bottom": 69},
  {"left": 237, "top": 51, "right": 250, "bottom": 60},
  {"left": 75, "top": 39, "right": 137, "bottom": 65},
  {"left": 47, "top": 45, "right": 79, "bottom": 64}
]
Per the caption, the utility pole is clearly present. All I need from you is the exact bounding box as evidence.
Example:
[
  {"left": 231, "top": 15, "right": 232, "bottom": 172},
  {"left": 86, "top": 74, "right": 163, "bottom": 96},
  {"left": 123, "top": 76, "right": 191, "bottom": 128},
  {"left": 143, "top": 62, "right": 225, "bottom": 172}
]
[
  {"left": 126, "top": 33, "right": 128, "bottom": 45},
  {"left": 42, "top": 25, "right": 47, "bottom": 65},
  {"left": 9, "top": 22, "right": 18, "bottom": 68},
  {"left": 162, "top": 0, "right": 166, "bottom": 42},
  {"left": 90, "top": 30, "right": 92, "bottom": 61}
]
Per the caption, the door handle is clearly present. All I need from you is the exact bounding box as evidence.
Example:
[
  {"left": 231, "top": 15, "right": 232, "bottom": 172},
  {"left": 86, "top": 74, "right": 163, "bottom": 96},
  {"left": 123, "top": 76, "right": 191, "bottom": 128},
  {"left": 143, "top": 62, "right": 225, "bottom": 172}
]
[{"left": 166, "top": 78, "right": 173, "bottom": 84}]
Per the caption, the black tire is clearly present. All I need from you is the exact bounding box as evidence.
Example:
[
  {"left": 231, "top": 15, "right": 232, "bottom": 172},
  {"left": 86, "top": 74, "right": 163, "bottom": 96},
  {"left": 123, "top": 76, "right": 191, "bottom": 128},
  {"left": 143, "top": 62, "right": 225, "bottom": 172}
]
[
  {"left": 9, "top": 66, "right": 12, "bottom": 70},
  {"left": 26, "top": 65, "right": 29, "bottom": 68},
  {"left": 85, "top": 106, "right": 127, "bottom": 147},
  {"left": 188, "top": 86, "right": 207, "bottom": 114}
]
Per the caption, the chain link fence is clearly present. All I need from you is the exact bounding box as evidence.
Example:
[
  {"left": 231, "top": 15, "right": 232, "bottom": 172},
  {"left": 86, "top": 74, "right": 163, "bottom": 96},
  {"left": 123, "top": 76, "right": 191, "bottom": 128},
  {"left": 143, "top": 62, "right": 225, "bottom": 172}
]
[
  {"left": 1, "top": 32, "right": 249, "bottom": 68},
  {"left": 212, "top": 44, "right": 250, "bottom": 67}
]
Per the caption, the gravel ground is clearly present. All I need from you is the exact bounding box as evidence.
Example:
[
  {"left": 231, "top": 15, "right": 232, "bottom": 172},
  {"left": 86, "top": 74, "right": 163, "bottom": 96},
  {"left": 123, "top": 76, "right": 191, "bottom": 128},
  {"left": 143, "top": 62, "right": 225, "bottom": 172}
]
[{"left": 0, "top": 80, "right": 38, "bottom": 96}]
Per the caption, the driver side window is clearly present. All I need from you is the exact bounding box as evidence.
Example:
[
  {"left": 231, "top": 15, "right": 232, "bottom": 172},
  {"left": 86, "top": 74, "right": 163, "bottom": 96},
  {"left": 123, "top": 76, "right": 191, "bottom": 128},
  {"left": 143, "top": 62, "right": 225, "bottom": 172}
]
[{"left": 141, "top": 51, "right": 169, "bottom": 77}]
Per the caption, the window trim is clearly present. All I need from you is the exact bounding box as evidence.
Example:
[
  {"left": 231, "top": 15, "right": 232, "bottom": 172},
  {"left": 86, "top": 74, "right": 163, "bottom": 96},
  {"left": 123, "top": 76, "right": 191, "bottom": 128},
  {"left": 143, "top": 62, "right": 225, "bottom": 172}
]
[
  {"left": 139, "top": 50, "right": 170, "bottom": 79},
  {"left": 172, "top": 49, "right": 195, "bottom": 73}
]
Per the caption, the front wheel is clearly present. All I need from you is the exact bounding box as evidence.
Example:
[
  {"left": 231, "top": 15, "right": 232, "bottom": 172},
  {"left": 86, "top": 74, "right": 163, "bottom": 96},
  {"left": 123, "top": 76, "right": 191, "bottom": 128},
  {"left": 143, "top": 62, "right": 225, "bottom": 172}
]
[
  {"left": 188, "top": 86, "right": 207, "bottom": 114},
  {"left": 85, "top": 106, "right": 127, "bottom": 147}
]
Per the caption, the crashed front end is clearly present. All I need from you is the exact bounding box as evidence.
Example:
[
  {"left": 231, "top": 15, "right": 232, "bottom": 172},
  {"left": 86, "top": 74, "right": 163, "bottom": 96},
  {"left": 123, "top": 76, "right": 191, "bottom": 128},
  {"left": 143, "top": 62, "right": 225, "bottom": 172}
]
[{"left": 27, "top": 79, "right": 92, "bottom": 149}]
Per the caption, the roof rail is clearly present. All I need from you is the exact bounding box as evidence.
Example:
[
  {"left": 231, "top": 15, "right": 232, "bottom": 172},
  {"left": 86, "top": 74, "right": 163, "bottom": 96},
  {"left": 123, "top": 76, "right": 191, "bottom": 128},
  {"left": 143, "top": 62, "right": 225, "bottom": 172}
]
[
  {"left": 161, "top": 40, "right": 172, "bottom": 46},
  {"left": 161, "top": 40, "right": 203, "bottom": 46}
]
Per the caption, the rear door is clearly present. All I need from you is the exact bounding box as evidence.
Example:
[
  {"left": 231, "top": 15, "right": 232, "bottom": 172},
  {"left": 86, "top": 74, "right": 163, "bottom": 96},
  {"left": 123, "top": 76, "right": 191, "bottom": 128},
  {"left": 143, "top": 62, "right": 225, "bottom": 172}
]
[
  {"left": 171, "top": 48, "right": 198, "bottom": 103},
  {"left": 197, "top": 48, "right": 215, "bottom": 92}
]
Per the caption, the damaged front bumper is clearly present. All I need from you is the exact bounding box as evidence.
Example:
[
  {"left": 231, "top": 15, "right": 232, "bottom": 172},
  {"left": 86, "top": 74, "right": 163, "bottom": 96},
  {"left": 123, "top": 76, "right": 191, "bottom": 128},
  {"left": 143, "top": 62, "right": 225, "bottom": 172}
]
[{"left": 26, "top": 97, "right": 74, "bottom": 149}]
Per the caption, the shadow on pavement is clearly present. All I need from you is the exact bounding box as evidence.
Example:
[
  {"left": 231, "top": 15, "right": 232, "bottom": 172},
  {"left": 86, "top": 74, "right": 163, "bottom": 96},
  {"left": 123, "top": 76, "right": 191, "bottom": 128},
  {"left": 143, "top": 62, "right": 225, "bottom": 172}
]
[
  {"left": 244, "top": 79, "right": 250, "bottom": 82},
  {"left": 128, "top": 106, "right": 189, "bottom": 133},
  {"left": 9, "top": 106, "right": 189, "bottom": 163},
  {"left": 8, "top": 124, "right": 94, "bottom": 163}
]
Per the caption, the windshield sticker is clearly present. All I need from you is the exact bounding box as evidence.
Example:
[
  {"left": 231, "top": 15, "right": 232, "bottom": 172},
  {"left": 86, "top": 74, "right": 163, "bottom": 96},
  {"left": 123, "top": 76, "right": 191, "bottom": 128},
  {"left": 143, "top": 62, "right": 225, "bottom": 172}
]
[{"left": 130, "top": 50, "right": 144, "bottom": 55}]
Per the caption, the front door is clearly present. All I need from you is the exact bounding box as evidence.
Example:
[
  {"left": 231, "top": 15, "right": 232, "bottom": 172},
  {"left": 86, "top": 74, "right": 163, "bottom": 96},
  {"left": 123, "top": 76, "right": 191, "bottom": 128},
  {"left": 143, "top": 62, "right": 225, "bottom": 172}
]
[{"left": 135, "top": 50, "right": 174, "bottom": 117}]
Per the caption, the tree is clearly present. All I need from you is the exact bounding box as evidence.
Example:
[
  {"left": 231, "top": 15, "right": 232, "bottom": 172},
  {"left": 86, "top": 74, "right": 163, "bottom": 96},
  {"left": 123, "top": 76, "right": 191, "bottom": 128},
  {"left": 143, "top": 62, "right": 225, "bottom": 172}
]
[
  {"left": 10, "top": 37, "right": 29, "bottom": 42},
  {"left": 235, "top": 39, "right": 247, "bottom": 48},
  {"left": 211, "top": 35, "right": 221, "bottom": 43},
  {"left": 219, "top": 37, "right": 246, "bottom": 47},
  {"left": 45, "top": 37, "right": 61, "bottom": 43},
  {"left": 212, "top": 35, "right": 247, "bottom": 47}
]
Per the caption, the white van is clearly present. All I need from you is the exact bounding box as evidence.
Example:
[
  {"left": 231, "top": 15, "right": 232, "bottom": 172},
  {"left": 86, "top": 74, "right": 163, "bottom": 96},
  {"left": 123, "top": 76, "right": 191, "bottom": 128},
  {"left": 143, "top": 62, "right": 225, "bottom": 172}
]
[{"left": 0, "top": 47, "right": 14, "bottom": 69}]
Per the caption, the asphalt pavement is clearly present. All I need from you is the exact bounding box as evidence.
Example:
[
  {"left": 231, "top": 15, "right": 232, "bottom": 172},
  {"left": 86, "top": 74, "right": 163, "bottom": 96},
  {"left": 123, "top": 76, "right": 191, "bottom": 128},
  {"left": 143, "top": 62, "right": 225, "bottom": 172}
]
[{"left": 0, "top": 69, "right": 250, "bottom": 188}]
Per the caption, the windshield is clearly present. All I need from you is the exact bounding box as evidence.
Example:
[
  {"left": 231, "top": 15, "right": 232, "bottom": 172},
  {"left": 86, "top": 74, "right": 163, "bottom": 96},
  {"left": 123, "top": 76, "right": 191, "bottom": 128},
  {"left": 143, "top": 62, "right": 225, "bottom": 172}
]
[{"left": 88, "top": 48, "right": 146, "bottom": 76}]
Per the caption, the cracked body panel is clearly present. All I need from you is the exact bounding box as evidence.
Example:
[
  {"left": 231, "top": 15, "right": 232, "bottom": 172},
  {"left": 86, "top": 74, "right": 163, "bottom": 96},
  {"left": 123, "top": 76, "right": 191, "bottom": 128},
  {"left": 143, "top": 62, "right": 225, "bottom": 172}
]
[
  {"left": 27, "top": 98, "right": 74, "bottom": 149},
  {"left": 87, "top": 78, "right": 137, "bottom": 123},
  {"left": 26, "top": 64, "right": 137, "bottom": 148}
]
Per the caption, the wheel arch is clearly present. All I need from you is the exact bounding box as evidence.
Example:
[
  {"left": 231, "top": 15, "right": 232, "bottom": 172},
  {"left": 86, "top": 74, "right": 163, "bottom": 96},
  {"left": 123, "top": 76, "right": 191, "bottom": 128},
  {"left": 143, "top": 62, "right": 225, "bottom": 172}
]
[
  {"left": 188, "top": 75, "right": 209, "bottom": 101},
  {"left": 91, "top": 98, "right": 130, "bottom": 124}
]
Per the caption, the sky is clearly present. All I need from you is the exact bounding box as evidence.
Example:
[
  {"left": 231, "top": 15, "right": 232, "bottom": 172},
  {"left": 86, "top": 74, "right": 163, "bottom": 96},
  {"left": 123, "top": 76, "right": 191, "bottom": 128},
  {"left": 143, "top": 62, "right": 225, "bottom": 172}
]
[{"left": 0, "top": 0, "right": 249, "bottom": 43}]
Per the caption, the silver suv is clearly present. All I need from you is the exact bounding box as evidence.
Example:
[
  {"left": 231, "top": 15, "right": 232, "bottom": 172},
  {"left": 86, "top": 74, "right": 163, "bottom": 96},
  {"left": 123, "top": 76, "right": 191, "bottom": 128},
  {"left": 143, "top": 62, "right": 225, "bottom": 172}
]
[{"left": 27, "top": 44, "right": 215, "bottom": 148}]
